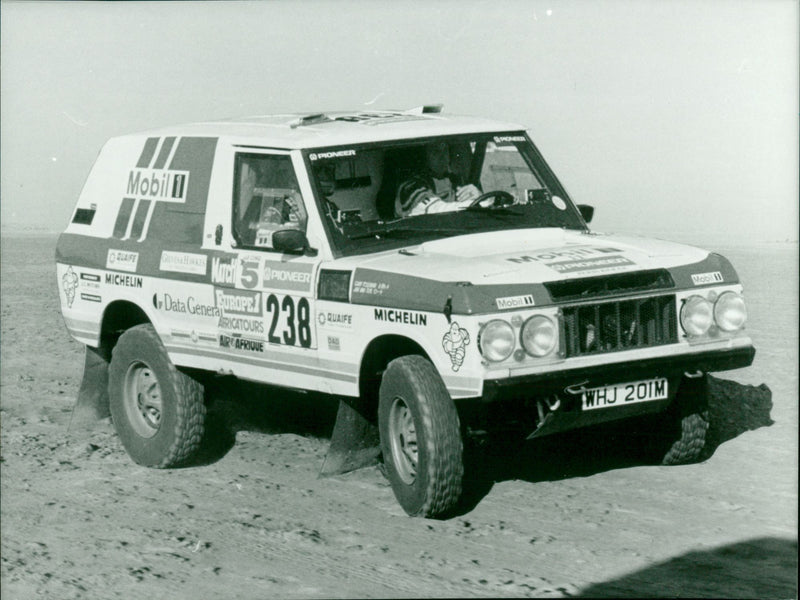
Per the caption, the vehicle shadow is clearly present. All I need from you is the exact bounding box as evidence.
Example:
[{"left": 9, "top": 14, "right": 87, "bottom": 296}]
[
  {"left": 187, "top": 374, "right": 773, "bottom": 517},
  {"left": 455, "top": 375, "right": 773, "bottom": 515},
  {"left": 188, "top": 377, "right": 340, "bottom": 467},
  {"left": 575, "top": 536, "right": 797, "bottom": 598}
]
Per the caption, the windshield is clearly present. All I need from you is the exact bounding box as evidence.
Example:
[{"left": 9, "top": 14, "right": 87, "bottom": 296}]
[{"left": 305, "top": 132, "right": 586, "bottom": 256}]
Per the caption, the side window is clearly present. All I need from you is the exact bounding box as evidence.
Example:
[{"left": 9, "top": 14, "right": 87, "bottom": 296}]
[{"left": 233, "top": 153, "right": 308, "bottom": 249}]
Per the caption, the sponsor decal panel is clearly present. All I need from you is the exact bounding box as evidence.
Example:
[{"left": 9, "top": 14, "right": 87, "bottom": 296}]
[
  {"left": 153, "top": 293, "right": 220, "bottom": 318},
  {"left": 62, "top": 266, "right": 78, "bottom": 308},
  {"left": 220, "top": 333, "right": 264, "bottom": 353},
  {"left": 506, "top": 246, "right": 622, "bottom": 265},
  {"left": 493, "top": 135, "right": 526, "bottom": 143},
  {"left": 309, "top": 149, "right": 357, "bottom": 161},
  {"left": 218, "top": 315, "right": 265, "bottom": 335},
  {"left": 691, "top": 271, "right": 724, "bottom": 285},
  {"left": 262, "top": 261, "right": 313, "bottom": 292},
  {"left": 442, "top": 322, "right": 470, "bottom": 372},
  {"left": 495, "top": 294, "right": 535, "bottom": 310},
  {"left": 353, "top": 280, "right": 390, "bottom": 296},
  {"left": 317, "top": 311, "right": 353, "bottom": 329},
  {"left": 327, "top": 336, "right": 341, "bottom": 351},
  {"left": 211, "top": 255, "right": 238, "bottom": 285},
  {"left": 159, "top": 251, "right": 208, "bottom": 275},
  {"left": 126, "top": 168, "right": 189, "bottom": 203},
  {"left": 374, "top": 308, "right": 427, "bottom": 326},
  {"left": 215, "top": 288, "right": 262, "bottom": 316},
  {"left": 105, "top": 273, "right": 143, "bottom": 288},
  {"left": 80, "top": 272, "right": 101, "bottom": 289},
  {"left": 106, "top": 249, "right": 139, "bottom": 273},
  {"left": 80, "top": 293, "right": 102, "bottom": 303},
  {"left": 171, "top": 329, "right": 218, "bottom": 345},
  {"left": 548, "top": 255, "right": 635, "bottom": 274}
]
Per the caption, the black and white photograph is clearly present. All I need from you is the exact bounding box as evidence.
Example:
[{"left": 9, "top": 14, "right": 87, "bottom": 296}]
[{"left": 1, "top": 1, "right": 797, "bottom": 598}]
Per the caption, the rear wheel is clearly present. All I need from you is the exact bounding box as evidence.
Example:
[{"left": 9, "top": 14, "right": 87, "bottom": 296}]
[
  {"left": 109, "top": 324, "right": 205, "bottom": 468},
  {"left": 378, "top": 355, "right": 463, "bottom": 518}
]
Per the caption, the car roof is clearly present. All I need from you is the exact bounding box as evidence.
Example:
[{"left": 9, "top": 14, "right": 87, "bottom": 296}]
[{"left": 127, "top": 109, "right": 526, "bottom": 149}]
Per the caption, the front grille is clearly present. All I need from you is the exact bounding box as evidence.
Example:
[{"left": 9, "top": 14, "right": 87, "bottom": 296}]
[{"left": 562, "top": 295, "right": 677, "bottom": 358}]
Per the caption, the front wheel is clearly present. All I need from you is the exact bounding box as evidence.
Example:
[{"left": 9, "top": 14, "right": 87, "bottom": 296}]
[
  {"left": 378, "top": 355, "right": 463, "bottom": 518},
  {"left": 109, "top": 324, "right": 205, "bottom": 468},
  {"left": 652, "top": 373, "right": 709, "bottom": 465}
]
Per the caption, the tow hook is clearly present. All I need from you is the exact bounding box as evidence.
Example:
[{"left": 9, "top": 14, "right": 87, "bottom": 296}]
[
  {"left": 564, "top": 380, "right": 590, "bottom": 396},
  {"left": 684, "top": 370, "right": 705, "bottom": 379}
]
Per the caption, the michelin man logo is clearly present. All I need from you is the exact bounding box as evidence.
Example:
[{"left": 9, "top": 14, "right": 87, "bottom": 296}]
[
  {"left": 62, "top": 266, "right": 78, "bottom": 308},
  {"left": 442, "top": 321, "right": 470, "bottom": 372}
]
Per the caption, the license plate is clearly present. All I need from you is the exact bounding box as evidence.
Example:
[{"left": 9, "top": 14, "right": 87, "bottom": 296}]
[{"left": 581, "top": 377, "right": 668, "bottom": 411}]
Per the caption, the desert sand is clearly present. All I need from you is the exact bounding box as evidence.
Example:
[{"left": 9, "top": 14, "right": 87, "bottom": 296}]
[{"left": 1, "top": 234, "right": 796, "bottom": 598}]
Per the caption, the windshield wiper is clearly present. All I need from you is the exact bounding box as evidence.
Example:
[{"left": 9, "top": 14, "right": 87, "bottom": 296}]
[{"left": 348, "top": 226, "right": 465, "bottom": 240}]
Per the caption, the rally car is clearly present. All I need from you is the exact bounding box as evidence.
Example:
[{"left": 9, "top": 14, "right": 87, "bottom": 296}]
[{"left": 57, "top": 106, "right": 755, "bottom": 517}]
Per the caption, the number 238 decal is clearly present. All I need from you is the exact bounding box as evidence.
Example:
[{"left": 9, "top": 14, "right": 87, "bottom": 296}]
[{"left": 266, "top": 293, "right": 313, "bottom": 348}]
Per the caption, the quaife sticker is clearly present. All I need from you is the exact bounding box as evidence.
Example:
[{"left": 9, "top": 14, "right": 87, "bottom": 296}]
[
  {"left": 495, "top": 294, "right": 535, "bottom": 310},
  {"left": 106, "top": 249, "right": 139, "bottom": 273},
  {"left": 691, "top": 271, "right": 724, "bottom": 285},
  {"left": 159, "top": 251, "right": 208, "bottom": 275},
  {"left": 442, "top": 322, "right": 470, "bottom": 372}
]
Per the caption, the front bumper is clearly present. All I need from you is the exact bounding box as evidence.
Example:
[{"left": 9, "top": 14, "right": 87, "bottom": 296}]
[{"left": 466, "top": 344, "right": 755, "bottom": 438}]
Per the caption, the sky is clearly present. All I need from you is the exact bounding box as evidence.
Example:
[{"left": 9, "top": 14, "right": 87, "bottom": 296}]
[{"left": 1, "top": 0, "right": 797, "bottom": 243}]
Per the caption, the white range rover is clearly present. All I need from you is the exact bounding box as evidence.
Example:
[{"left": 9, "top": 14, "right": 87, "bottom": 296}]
[{"left": 57, "top": 106, "right": 755, "bottom": 518}]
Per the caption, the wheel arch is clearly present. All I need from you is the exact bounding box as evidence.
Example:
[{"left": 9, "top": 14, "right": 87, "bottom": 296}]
[
  {"left": 357, "top": 334, "right": 431, "bottom": 421},
  {"left": 99, "top": 299, "right": 154, "bottom": 357}
]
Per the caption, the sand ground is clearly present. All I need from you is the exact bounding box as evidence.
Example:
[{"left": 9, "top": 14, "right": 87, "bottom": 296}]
[{"left": 1, "top": 234, "right": 796, "bottom": 598}]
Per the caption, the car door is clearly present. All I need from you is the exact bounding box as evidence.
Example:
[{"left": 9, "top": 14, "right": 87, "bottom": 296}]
[{"left": 209, "top": 149, "right": 320, "bottom": 385}]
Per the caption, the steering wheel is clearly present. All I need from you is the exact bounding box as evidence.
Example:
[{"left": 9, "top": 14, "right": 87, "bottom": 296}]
[{"left": 468, "top": 190, "right": 515, "bottom": 208}]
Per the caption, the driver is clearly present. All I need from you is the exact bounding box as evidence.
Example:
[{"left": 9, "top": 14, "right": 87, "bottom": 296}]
[{"left": 393, "top": 141, "right": 482, "bottom": 217}]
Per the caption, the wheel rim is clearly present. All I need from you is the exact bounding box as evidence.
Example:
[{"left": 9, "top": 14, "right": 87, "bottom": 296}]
[
  {"left": 122, "top": 361, "right": 163, "bottom": 438},
  {"left": 388, "top": 396, "right": 418, "bottom": 485}
]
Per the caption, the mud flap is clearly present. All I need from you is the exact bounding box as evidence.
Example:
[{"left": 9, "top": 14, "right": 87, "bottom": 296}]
[
  {"left": 68, "top": 346, "right": 111, "bottom": 431},
  {"left": 319, "top": 397, "right": 380, "bottom": 477}
]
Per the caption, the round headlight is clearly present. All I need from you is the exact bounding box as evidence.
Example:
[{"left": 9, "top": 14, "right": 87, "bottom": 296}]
[
  {"left": 479, "top": 319, "right": 515, "bottom": 362},
  {"left": 521, "top": 315, "right": 557, "bottom": 357},
  {"left": 680, "top": 295, "right": 713, "bottom": 336},
  {"left": 714, "top": 292, "right": 747, "bottom": 331}
]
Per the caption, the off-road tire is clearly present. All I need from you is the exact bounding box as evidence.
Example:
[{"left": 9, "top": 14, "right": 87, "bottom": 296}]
[
  {"left": 654, "top": 375, "right": 710, "bottom": 465},
  {"left": 109, "top": 324, "right": 205, "bottom": 468},
  {"left": 378, "top": 355, "right": 463, "bottom": 518},
  {"left": 660, "top": 411, "right": 710, "bottom": 465}
]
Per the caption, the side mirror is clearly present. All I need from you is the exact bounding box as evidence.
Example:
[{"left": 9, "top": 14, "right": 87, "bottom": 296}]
[
  {"left": 272, "top": 229, "right": 313, "bottom": 255},
  {"left": 577, "top": 204, "right": 594, "bottom": 224}
]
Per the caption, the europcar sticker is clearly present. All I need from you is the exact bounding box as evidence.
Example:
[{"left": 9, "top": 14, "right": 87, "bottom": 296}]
[
  {"left": 495, "top": 294, "right": 535, "bottom": 310},
  {"left": 442, "top": 322, "right": 470, "bottom": 372},
  {"left": 691, "top": 271, "right": 724, "bottom": 285},
  {"left": 106, "top": 249, "right": 139, "bottom": 273}
]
